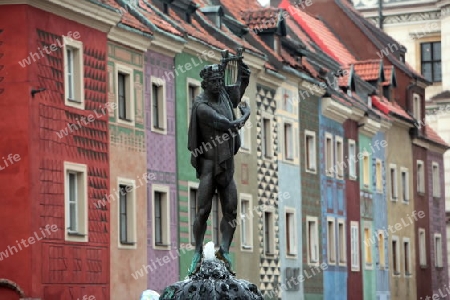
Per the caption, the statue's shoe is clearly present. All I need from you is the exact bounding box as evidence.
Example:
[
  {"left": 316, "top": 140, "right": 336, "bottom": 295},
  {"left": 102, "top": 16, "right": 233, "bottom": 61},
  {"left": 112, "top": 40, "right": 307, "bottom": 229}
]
[
  {"left": 187, "top": 252, "right": 202, "bottom": 277},
  {"left": 215, "top": 248, "right": 236, "bottom": 276}
]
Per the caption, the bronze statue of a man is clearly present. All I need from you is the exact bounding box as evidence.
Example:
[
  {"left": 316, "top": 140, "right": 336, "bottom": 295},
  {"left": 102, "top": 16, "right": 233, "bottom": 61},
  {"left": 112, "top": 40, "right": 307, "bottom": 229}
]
[{"left": 187, "top": 59, "right": 251, "bottom": 276}]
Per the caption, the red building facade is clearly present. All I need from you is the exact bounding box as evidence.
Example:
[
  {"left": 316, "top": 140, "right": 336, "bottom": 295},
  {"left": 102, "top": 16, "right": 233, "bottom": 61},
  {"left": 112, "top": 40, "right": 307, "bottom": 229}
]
[{"left": 0, "top": 3, "right": 120, "bottom": 299}]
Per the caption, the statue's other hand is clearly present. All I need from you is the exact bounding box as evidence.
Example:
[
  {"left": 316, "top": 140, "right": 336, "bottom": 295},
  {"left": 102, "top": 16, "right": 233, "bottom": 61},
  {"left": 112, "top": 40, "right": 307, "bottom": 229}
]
[{"left": 238, "top": 102, "right": 250, "bottom": 116}]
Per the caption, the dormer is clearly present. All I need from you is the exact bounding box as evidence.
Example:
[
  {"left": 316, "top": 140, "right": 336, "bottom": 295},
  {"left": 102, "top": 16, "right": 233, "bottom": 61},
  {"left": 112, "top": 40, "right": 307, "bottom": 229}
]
[
  {"left": 337, "top": 65, "right": 356, "bottom": 96},
  {"left": 241, "top": 8, "right": 286, "bottom": 54},
  {"left": 160, "top": 0, "right": 197, "bottom": 23},
  {"left": 353, "top": 59, "right": 385, "bottom": 97},
  {"left": 222, "top": 15, "right": 249, "bottom": 38},
  {"left": 200, "top": 6, "right": 224, "bottom": 28},
  {"left": 382, "top": 65, "right": 397, "bottom": 101}
]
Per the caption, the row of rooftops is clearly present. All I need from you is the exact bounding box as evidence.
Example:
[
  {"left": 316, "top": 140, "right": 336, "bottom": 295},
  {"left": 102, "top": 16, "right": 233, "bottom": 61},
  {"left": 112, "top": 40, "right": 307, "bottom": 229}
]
[{"left": 94, "top": 0, "right": 447, "bottom": 147}]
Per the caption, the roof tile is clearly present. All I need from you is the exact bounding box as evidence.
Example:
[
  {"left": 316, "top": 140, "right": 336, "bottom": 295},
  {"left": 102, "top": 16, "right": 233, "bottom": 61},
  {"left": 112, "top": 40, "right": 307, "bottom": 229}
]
[
  {"left": 353, "top": 59, "right": 382, "bottom": 81},
  {"left": 425, "top": 125, "right": 449, "bottom": 147},
  {"left": 138, "top": 0, "right": 183, "bottom": 36},
  {"left": 241, "top": 7, "right": 281, "bottom": 31},
  {"left": 100, "top": 0, "right": 153, "bottom": 35}
]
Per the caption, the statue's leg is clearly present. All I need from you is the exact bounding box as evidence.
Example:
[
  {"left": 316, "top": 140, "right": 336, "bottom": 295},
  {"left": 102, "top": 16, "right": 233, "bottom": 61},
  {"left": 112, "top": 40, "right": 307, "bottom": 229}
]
[
  {"left": 193, "top": 159, "right": 216, "bottom": 254},
  {"left": 218, "top": 178, "right": 238, "bottom": 253}
]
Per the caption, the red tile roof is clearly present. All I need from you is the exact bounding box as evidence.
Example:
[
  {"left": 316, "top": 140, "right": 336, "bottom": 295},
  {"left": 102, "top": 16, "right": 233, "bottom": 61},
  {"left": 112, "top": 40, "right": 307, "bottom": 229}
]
[
  {"left": 100, "top": 0, "right": 153, "bottom": 35},
  {"left": 279, "top": 0, "right": 355, "bottom": 67},
  {"left": 285, "top": 18, "right": 315, "bottom": 52},
  {"left": 353, "top": 59, "right": 382, "bottom": 81},
  {"left": 372, "top": 95, "right": 412, "bottom": 121},
  {"left": 338, "top": 68, "right": 350, "bottom": 87},
  {"left": 138, "top": 0, "right": 183, "bottom": 36},
  {"left": 425, "top": 125, "right": 449, "bottom": 147},
  {"left": 241, "top": 7, "right": 281, "bottom": 31}
]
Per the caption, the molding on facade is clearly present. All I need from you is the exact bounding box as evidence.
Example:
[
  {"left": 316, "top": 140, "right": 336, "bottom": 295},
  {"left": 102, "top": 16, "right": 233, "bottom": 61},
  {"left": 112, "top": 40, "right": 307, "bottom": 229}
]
[
  {"left": 413, "top": 138, "right": 448, "bottom": 154},
  {"left": 108, "top": 26, "right": 151, "bottom": 52},
  {"left": 257, "top": 70, "right": 285, "bottom": 90},
  {"left": 321, "top": 97, "right": 352, "bottom": 124},
  {"left": 184, "top": 39, "right": 222, "bottom": 64},
  {"left": 300, "top": 80, "right": 326, "bottom": 97},
  {"left": 358, "top": 116, "right": 381, "bottom": 137},
  {"left": 244, "top": 53, "right": 266, "bottom": 73},
  {"left": 379, "top": 119, "right": 393, "bottom": 132},
  {"left": 349, "top": 106, "right": 366, "bottom": 121},
  {"left": 0, "top": 0, "right": 122, "bottom": 32},
  {"left": 150, "top": 33, "right": 185, "bottom": 56}
]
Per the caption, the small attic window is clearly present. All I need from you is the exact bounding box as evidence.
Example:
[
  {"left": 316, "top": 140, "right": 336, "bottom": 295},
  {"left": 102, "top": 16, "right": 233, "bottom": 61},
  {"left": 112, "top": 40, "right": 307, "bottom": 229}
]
[
  {"left": 400, "top": 54, "right": 405, "bottom": 63},
  {"left": 368, "top": 96, "right": 372, "bottom": 109},
  {"left": 186, "top": 12, "right": 192, "bottom": 23},
  {"left": 163, "top": 3, "right": 169, "bottom": 14}
]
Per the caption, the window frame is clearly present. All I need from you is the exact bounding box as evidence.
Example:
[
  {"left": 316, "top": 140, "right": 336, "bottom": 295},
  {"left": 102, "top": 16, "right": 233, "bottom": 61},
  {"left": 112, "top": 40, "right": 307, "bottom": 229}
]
[
  {"left": 420, "top": 41, "right": 441, "bottom": 83},
  {"left": 413, "top": 93, "right": 421, "bottom": 122},
  {"left": 306, "top": 216, "right": 320, "bottom": 266},
  {"left": 261, "top": 114, "right": 273, "bottom": 159},
  {"left": 419, "top": 228, "right": 427, "bottom": 267},
  {"left": 239, "top": 96, "right": 251, "bottom": 153},
  {"left": 285, "top": 208, "right": 297, "bottom": 257},
  {"left": 362, "top": 152, "right": 370, "bottom": 188},
  {"left": 327, "top": 217, "right": 336, "bottom": 264},
  {"left": 335, "top": 136, "right": 344, "bottom": 179},
  {"left": 400, "top": 167, "right": 410, "bottom": 203},
  {"left": 63, "top": 36, "right": 84, "bottom": 109},
  {"left": 64, "top": 162, "right": 88, "bottom": 242},
  {"left": 376, "top": 159, "right": 383, "bottom": 193},
  {"left": 417, "top": 160, "right": 425, "bottom": 194},
  {"left": 350, "top": 221, "right": 360, "bottom": 271},
  {"left": 152, "top": 184, "right": 171, "bottom": 250},
  {"left": 305, "top": 130, "right": 317, "bottom": 174},
  {"left": 117, "top": 178, "right": 137, "bottom": 249},
  {"left": 325, "top": 133, "right": 334, "bottom": 177},
  {"left": 115, "top": 64, "right": 135, "bottom": 126},
  {"left": 263, "top": 209, "right": 275, "bottom": 256},
  {"left": 364, "top": 225, "right": 373, "bottom": 269},
  {"left": 389, "top": 164, "right": 398, "bottom": 201},
  {"left": 348, "top": 139, "right": 357, "bottom": 180},
  {"left": 378, "top": 230, "right": 385, "bottom": 269},
  {"left": 283, "top": 122, "right": 294, "bottom": 161},
  {"left": 338, "top": 219, "right": 347, "bottom": 266},
  {"left": 432, "top": 162, "right": 440, "bottom": 197},
  {"left": 392, "top": 236, "right": 400, "bottom": 276},
  {"left": 187, "top": 78, "right": 201, "bottom": 129},
  {"left": 150, "top": 76, "right": 167, "bottom": 134},
  {"left": 239, "top": 193, "right": 253, "bottom": 251},
  {"left": 434, "top": 233, "right": 443, "bottom": 267},
  {"left": 403, "top": 238, "right": 412, "bottom": 276}
]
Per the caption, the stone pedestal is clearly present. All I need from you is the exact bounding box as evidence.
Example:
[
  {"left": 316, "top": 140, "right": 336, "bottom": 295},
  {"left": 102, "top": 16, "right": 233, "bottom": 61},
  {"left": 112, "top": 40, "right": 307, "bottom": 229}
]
[{"left": 160, "top": 259, "right": 263, "bottom": 300}]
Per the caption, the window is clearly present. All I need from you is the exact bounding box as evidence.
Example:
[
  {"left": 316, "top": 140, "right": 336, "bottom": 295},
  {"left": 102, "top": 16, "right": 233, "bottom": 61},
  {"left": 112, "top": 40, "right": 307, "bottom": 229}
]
[
  {"left": 240, "top": 194, "right": 253, "bottom": 250},
  {"left": 392, "top": 236, "right": 400, "bottom": 275},
  {"left": 413, "top": 93, "right": 421, "bottom": 122},
  {"left": 403, "top": 239, "right": 411, "bottom": 275},
  {"left": 327, "top": 218, "right": 336, "bottom": 264},
  {"left": 151, "top": 77, "right": 166, "bottom": 132},
  {"left": 63, "top": 36, "right": 84, "bottom": 109},
  {"left": 152, "top": 185, "right": 170, "bottom": 249},
  {"left": 284, "top": 123, "right": 293, "bottom": 160},
  {"left": 432, "top": 162, "right": 440, "bottom": 197},
  {"left": 338, "top": 220, "right": 346, "bottom": 265},
  {"left": 364, "top": 227, "right": 372, "bottom": 268},
  {"left": 305, "top": 131, "right": 316, "bottom": 172},
  {"left": 401, "top": 168, "right": 409, "bottom": 202},
  {"left": 307, "top": 216, "right": 319, "bottom": 265},
  {"left": 325, "top": 133, "right": 333, "bottom": 176},
  {"left": 350, "top": 221, "right": 360, "bottom": 271},
  {"left": 378, "top": 231, "right": 385, "bottom": 269},
  {"left": 390, "top": 165, "right": 398, "bottom": 201},
  {"left": 417, "top": 160, "right": 425, "bottom": 193},
  {"left": 434, "top": 234, "right": 443, "bottom": 267},
  {"left": 349, "top": 139, "right": 357, "bottom": 179},
  {"left": 239, "top": 97, "right": 251, "bottom": 152},
  {"left": 376, "top": 160, "right": 382, "bottom": 192},
  {"left": 335, "top": 137, "right": 344, "bottom": 178},
  {"left": 64, "top": 162, "right": 88, "bottom": 242},
  {"left": 189, "top": 185, "right": 199, "bottom": 246},
  {"left": 421, "top": 42, "right": 441, "bottom": 82},
  {"left": 286, "top": 210, "right": 297, "bottom": 256},
  {"left": 116, "top": 65, "right": 135, "bottom": 124},
  {"left": 187, "top": 79, "right": 201, "bottom": 126},
  {"left": 419, "top": 229, "right": 426, "bottom": 266},
  {"left": 262, "top": 117, "right": 272, "bottom": 158},
  {"left": 362, "top": 153, "right": 370, "bottom": 188},
  {"left": 118, "top": 179, "right": 137, "bottom": 248},
  {"left": 264, "top": 211, "right": 275, "bottom": 255},
  {"left": 212, "top": 194, "right": 220, "bottom": 247}
]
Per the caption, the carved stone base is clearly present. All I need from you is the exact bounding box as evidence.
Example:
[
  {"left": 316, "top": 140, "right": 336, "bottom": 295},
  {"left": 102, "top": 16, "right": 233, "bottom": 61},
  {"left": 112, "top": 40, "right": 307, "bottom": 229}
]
[{"left": 160, "top": 259, "right": 263, "bottom": 300}]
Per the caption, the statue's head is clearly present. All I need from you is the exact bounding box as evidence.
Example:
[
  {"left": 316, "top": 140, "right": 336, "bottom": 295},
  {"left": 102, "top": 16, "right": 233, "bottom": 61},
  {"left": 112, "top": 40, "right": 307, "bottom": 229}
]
[{"left": 200, "top": 64, "right": 224, "bottom": 94}]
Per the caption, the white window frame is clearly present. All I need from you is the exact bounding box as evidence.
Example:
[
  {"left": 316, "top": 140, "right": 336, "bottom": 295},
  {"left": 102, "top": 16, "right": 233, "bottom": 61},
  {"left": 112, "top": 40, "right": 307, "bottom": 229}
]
[
  {"left": 239, "top": 193, "right": 253, "bottom": 251},
  {"left": 364, "top": 224, "right": 373, "bottom": 269},
  {"left": 186, "top": 78, "right": 201, "bottom": 127},
  {"left": 63, "top": 36, "right": 84, "bottom": 109},
  {"left": 378, "top": 230, "right": 385, "bottom": 269},
  {"left": 350, "top": 221, "right": 360, "bottom": 271},
  {"left": 434, "top": 233, "right": 443, "bottom": 267},
  {"left": 392, "top": 235, "right": 400, "bottom": 276},
  {"left": 64, "top": 162, "right": 88, "bottom": 242},
  {"left": 400, "top": 167, "right": 410, "bottom": 203},
  {"left": 305, "top": 130, "right": 317, "bottom": 174},
  {"left": 376, "top": 159, "right": 382, "bottom": 193},
  {"left": 117, "top": 178, "right": 137, "bottom": 249},
  {"left": 116, "top": 64, "right": 135, "bottom": 126},
  {"left": 417, "top": 160, "right": 425, "bottom": 194},
  {"left": 432, "top": 162, "right": 440, "bottom": 197},
  {"left": 338, "top": 219, "right": 347, "bottom": 266},
  {"left": 413, "top": 93, "right": 421, "bottom": 123},
  {"left": 239, "top": 96, "right": 251, "bottom": 153},
  {"left": 261, "top": 114, "right": 273, "bottom": 159},
  {"left": 263, "top": 209, "right": 275, "bottom": 256},
  {"left": 335, "top": 136, "right": 344, "bottom": 179},
  {"left": 285, "top": 208, "right": 297, "bottom": 257},
  {"left": 348, "top": 139, "right": 357, "bottom": 180},
  {"left": 283, "top": 122, "right": 294, "bottom": 161},
  {"left": 362, "top": 152, "right": 370, "bottom": 188},
  {"left": 188, "top": 182, "right": 199, "bottom": 246},
  {"left": 389, "top": 164, "right": 398, "bottom": 201},
  {"left": 325, "top": 133, "right": 334, "bottom": 177},
  {"left": 306, "top": 216, "right": 319, "bottom": 266},
  {"left": 152, "top": 184, "right": 171, "bottom": 250},
  {"left": 150, "top": 76, "right": 166, "bottom": 134},
  {"left": 403, "top": 238, "right": 411, "bottom": 276},
  {"left": 327, "top": 217, "right": 336, "bottom": 264},
  {"left": 419, "top": 228, "right": 427, "bottom": 267}
]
